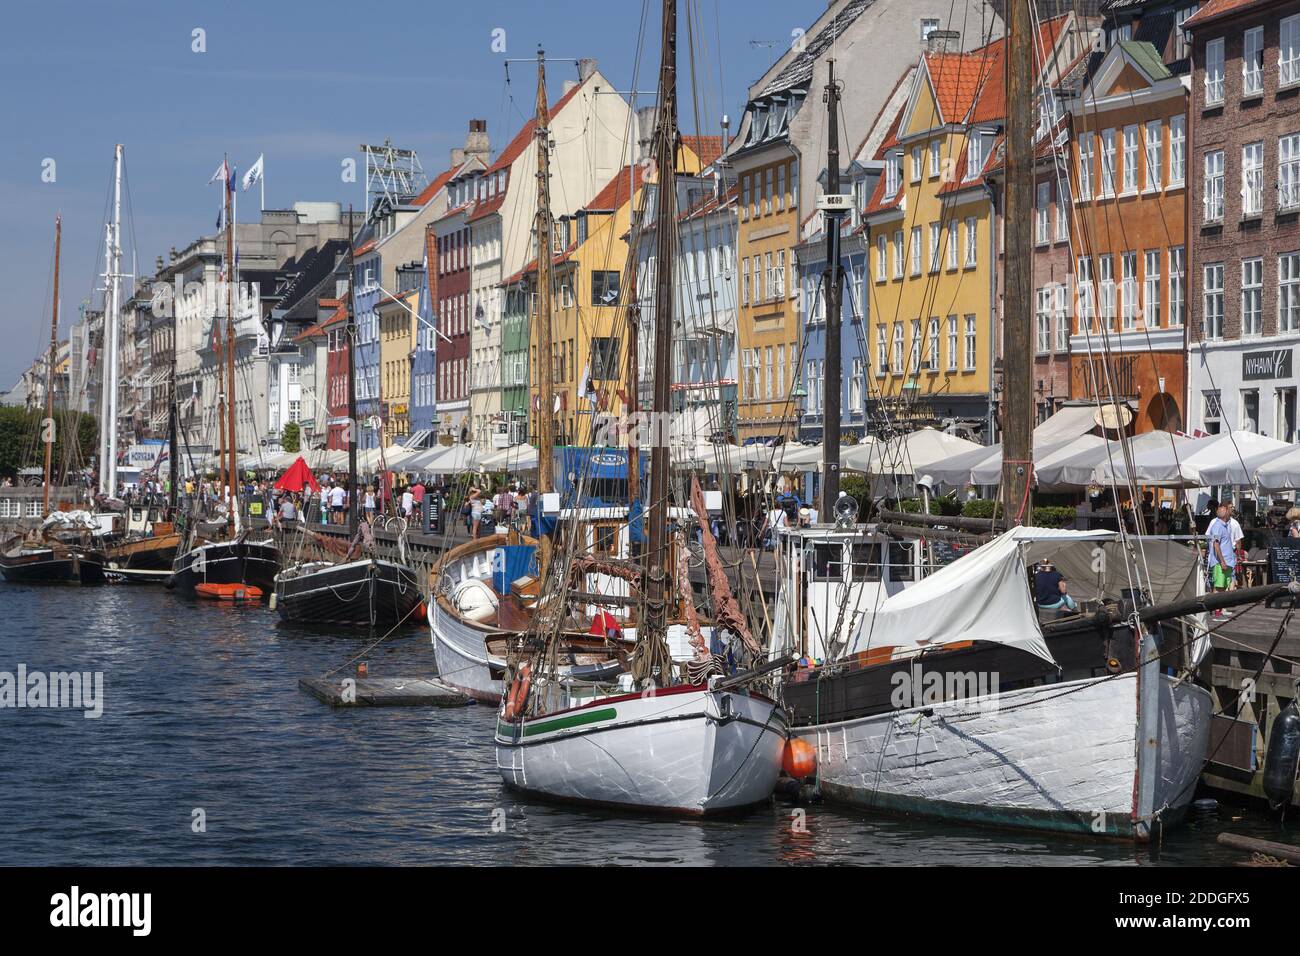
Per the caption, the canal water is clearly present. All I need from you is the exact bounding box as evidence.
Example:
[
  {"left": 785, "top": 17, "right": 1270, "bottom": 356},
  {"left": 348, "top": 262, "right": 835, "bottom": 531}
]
[{"left": 0, "top": 584, "right": 1292, "bottom": 866}]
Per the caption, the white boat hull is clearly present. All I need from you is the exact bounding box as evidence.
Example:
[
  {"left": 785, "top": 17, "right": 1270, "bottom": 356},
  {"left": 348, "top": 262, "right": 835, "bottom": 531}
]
[
  {"left": 429, "top": 600, "right": 503, "bottom": 703},
  {"left": 495, "top": 687, "right": 788, "bottom": 814},
  {"left": 796, "top": 672, "right": 1211, "bottom": 839}
]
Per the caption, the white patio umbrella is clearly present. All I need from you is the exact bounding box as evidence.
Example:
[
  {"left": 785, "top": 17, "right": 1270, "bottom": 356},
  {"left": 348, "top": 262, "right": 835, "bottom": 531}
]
[
  {"left": 1099, "top": 431, "right": 1288, "bottom": 487},
  {"left": 1036, "top": 430, "right": 1187, "bottom": 488},
  {"left": 1256, "top": 445, "right": 1300, "bottom": 490},
  {"left": 409, "top": 443, "right": 477, "bottom": 473},
  {"left": 850, "top": 427, "right": 980, "bottom": 476},
  {"left": 478, "top": 444, "right": 540, "bottom": 472},
  {"left": 1194, "top": 435, "right": 1298, "bottom": 487},
  {"left": 925, "top": 443, "right": 1001, "bottom": 488}
]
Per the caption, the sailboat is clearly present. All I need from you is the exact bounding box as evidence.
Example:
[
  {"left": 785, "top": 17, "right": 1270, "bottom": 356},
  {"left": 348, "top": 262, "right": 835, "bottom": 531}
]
[
  {"left": 274, "top": 229, "right": 423, "bottom": 628},
  {"left": 0, "top": 215, "right": 106, "bottom": 586},
  {"left": 170, "top": 153, "right": 280, "bottom": 600},
  {"left": 493, "top": 3, "right": 789, "bottom": 815},
  {"left": 763, "top": 7, "right": 1239, "bottom": 840}
]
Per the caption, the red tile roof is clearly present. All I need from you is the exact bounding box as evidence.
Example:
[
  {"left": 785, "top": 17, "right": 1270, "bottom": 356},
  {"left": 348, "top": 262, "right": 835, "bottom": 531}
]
[
  {"left": 353, "top": 237, "right": 377, "bottom": 257},
  {"left": 486, "top": 75, "right": 591, "bottom": 175},
  {"left": 293, "top": 302, "right": 347, "bottom": 343},
  {"left": 585, "top": 165, "right": 645, "bottom": 211},
  {"left": 412, "top": 164, "right": 458, "bottom": 207},
  {"left": 682, "top": 135, "right": 725, "bottom": 169},
  {"left": 466, "top": 192, "right": 506, "bottom": 223},
  {"left": 1184, "top": 0, "right": 1264, "bottom": 28}
]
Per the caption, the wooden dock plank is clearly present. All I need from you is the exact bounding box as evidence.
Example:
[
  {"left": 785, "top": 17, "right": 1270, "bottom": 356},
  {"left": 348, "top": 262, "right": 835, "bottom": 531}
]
[{"left": 299, "top": 675, "right": 471, "bottom": 708}]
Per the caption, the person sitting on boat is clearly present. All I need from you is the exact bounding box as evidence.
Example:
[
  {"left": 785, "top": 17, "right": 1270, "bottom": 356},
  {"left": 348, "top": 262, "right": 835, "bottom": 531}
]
[{"left": 1034, "top": 562, "right": 1077, "bottom": 613}]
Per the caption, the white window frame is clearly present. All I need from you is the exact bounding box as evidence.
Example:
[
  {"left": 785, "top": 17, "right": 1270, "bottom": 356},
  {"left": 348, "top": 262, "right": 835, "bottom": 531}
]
[
  {"left": 963, "top": 315, "right": 977, "bottom": 371},
  {"left": 1122, "top": 125, "right": 1139, "bottom": 194},
  {"left": 1283, "top": 15, "right": 1300, "bottom": 88},
  {"left": 1144, "top": 250, "right": 1162, "bottom": 329},
  {"left": 1078, "top": 132, "right": 1094, "bottom": 201},
  {"left": 876, "top": 234, "right": 887, "bottom": 282},
  {"left": 1282, "top": 252, "right": 1300, "bottom": 333},
  {"left": 1242, "top": 257, "right": 1263, "bottom": 337},
  {"left": 964, "top": 217, "right": 977, "bottom": 268},
  {"left": 1169, "top": 115, "right": 1186, "bottom": 187},
  {"left": 1143, "top": 120, "right": 1163, "bottom": 191},
  {"left": 1203, "top": 262, "right": 1224, "bottom": 340},
  {"left": 1242, "top": 142, "right": 1264, "bottom": 218},
  {"left": 946, "top": 315, "right": 958, "bottom": 371},
  {"left": 1170, "top": 246, "right": 1185, "bottom": 327},
  {"left": 1203, "top": 149, "right": 1224, "bottom": 223},
  {"left": 1100, "top": 128, "right": 1117, "bottom": 197},
  {"left": 1243, "top": 26, "right": 1264, "bottom": 97},
  {"left": 1205, "top": 37, "right": 1225, "bottom": 106},
  {"left": 1280, "top": 133, "right": 1300, "bottom": 211}
]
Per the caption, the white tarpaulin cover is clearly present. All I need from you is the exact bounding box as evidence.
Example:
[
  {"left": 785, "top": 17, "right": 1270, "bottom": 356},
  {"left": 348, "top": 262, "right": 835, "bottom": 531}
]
[
  {"left": 848, "top": 427, "right": 980, "bottom": 476},
  {"left": 846, "top": 527, "right": 1118, "bottom": 665},
  {"left": 1193, "top": 436, "right": 1297, "bottom": 487},
  {"left": 1255, "top": 445, "right": 1300, "bottom": 490},
  {"left": 1035, "top": 430, "right": 1187, "bottom": 488},
  {"left": 1032, "top": 404, "right": 1099, "bottom": 445},
  {"left": 1099, "top": 431, "right": 1288, "bottom": 487}
]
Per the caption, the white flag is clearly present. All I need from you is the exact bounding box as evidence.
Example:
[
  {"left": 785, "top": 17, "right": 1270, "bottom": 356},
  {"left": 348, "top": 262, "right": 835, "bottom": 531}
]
[
  {"left": 207, "top": 160, "right": 228, "bottom": 185},
  {"left": 242, "top": 154, "right": 264, "bottom": 191}
]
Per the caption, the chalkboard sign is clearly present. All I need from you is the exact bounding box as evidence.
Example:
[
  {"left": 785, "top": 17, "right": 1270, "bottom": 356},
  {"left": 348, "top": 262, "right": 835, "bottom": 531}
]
[
  {"left": 1270, "top": 545, "right": 1300, "bottom": 584},
  {"left": 425, "top": 495, "right": 442, "bottom": 535}
]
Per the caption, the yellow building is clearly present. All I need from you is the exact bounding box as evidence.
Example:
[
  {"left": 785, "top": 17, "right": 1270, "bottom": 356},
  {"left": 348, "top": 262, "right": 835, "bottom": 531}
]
[
  {"left": 863, "top": 46, "right": 1005, "bottom": 430},
  {"left": 731, "top": 148, "right": 800, "bottom": 442},
  {"left": 377, "top": 285, "right": 419, "bottom": 442}
]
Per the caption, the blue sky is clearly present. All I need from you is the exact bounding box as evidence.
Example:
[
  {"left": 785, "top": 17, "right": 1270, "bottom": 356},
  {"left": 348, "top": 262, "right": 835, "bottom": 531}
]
[{"left": 0, "top": 0, "right": 826, "bottom": 386}]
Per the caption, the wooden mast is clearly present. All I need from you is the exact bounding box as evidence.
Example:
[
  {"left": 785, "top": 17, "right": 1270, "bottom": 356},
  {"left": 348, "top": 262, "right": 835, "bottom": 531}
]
[
  {"left": 42, "top": 215, "right": 61, "bottom": 515},
  {"left": 634, "top": 0, "right": 679, "bottom": 686},
  {"left": 224, "top": 155, "right": 239, "bottom": 531},
  {"left": 820, "top": 59, "right": 844, "bottom": 512},
  {"left": 535, "top": 47, "right": 556, "bottom": 493},
  {"left": 346, "top": 207, "right": 359, "bottom": 536},
  {"left": 1000, "top": 0, "right": 1033, "bottom": 525}
]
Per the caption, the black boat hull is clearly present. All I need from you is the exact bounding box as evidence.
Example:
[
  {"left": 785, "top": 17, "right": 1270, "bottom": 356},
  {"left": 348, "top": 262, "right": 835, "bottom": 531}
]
[
  {"left": 0, "top": 549, "right": 105, "bottom": 585},
  {"left": 275, "top": 559, "right": 424, "bottom": 628},
  {"left": 171, "top": 540, "right": 280, "bottom": 599}
]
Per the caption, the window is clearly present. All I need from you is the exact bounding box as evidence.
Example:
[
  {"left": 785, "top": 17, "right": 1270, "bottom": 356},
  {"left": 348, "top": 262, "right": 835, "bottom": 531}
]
[
  {"left": 876, "top": 325, "right": 888, "bottom": 375},
  {"left": 1242, "top": 142, "right": 1263, "bottom": 217},
  {"left": 1205, "top": 37, "right": 1225, "bottom": 106},
  {"left": 741, "top": 175, "right": 751, "bottom": 219},
  {"left": 946, "top": 221, "right": 958, "bottom": 269},
  {"left": 775, "top": 250, "right": 786, "bottom": 298},
  {"left": 1280, "top": 134, "right": 1300, "bottom": 210},
  {"left": 764, "top": 168, "right": 774, "bottom": 214},
  {"left": 1056, "top": 179, "right": 1070, "bottom": 241},
  {"left": 1174, "top": 7, "right": 1194, "bottom": 60},
  {"left": 1278, "top": 388, "right": 1298, "bottom": 443},
  {"left": 963, "top": 315, "right": 977, "bottom": 371},
  {"left": 909, "top": 319, "right": 921, "bottom": 373},
  {"left": 1077, "top": 132, "right": 1094, "bottom": 200},
  {"left": 763, "top": 251, "right": 773, "bottom": 299},
  {"left": 1241, "top": 389, "right": 1260, "bottom": 433},
  {"left": 964, "top": 217, "right": 977, "bottom": 268},
  {"left": 884, "top": 153, "right": 900, "bottom": 196},
  {"left": 1036, "top": 181, "right": 1051, "bottom": 245},
  {"left": 741, "top": 256, "right": 750, "bottom": 304},
  {"left": 967, "top": 132, "right": 985, "bottom": 178},
  {"left": 1243, "top": 26, "right": 1264, "bottom": 97},
  {"left": 1170, "top": 246, "right": 1185, "bottom": 326},
  {"left": 591, "top": 270, "right": 620, "bottom": 306},
  {"left": 929, "top": 140, "right": 941, "bottom": 177},
  {"left": 927, "top": 318, "right": 939, "bottom": 371},
  {"left": 911, "top": 145, "right": 922, "bottom": 184},
  {"left": 850, "top": 358, "right": 864, "bottom": 410},
  {"left": 1121, "top": 252, "right": 1138, "bottom": 330},
  {"left": 946, "top": 315, "right": 958, "bottom": 370},
  {"left": 910, "top": 227, "right": 922, "bottom": 276},
  {"left": 1169, "top": 115, "right": 1186, "bottom": 186},
  {"left": 876, "top": 234, "right": 887, "bottom": 281},
  {"left": 892, "top": 323, "right": 904, "bottom": 374},
  {"left": 1100, "top": 128, "right": 1117, "bottom": 197},
  {"left": 1203, "top": 390, "right": 1223, "bottom": 434},
  {"left": 288, "top": 400, "right": 300, "bottom": 423},
  {"left": 893, "top": 230, "right": 904, "bottom": 278},
  {"left": 1285, "top": 15, "right": 1300, "bottom": 87},
  {"left": 1242, "top": 257, "right": 1263, "bottom": 337},
  {"left": 921, "top": 17, "right": 940, "bottom": 41},
  {"left": 1144, "top": 250, "right": 1161, "bottom": 328},
  {"left": 1036, "top": 288, "right": 1052, "bottom": 353},
  {"left": 1122, "top": 125, "right": 1139, "bottom": 194},
  {"left": 1054, "top": 285, "right": 1068, "bottom": 352},
  {"left": 1203, "top": 150, "right": 1224, "bottom": 222},
  {"left": 776, "top": 165, "right": 786, "bottom": 212},
  {"left": 1144, "top": 121, "right": 1162, "bottom": 191},
  {"left": 1203, "top": 262, "right": 1224, "bottom": 340},
  {"left": 1282, "top": 253, "right": 1300, "bottom": 333},
  {"left": 1077, "top": 256, "right": 1095, "bottom": 330},
  {"left": 929, "top": 222, "right": 941, "bottom": 272},
  {"left": 591, "top": 336, "right": 620, "bottom": 379},
  {"left": 1099, "top": 254, "right": 1115, "bottom": 330}
]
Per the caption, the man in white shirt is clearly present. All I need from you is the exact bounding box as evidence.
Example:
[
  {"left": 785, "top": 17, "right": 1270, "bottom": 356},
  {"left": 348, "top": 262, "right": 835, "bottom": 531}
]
[
  {"left": 330, "top": 483, "right": 347, "bottom": 524},
  {"left": 400, "top": 487, "right": 415, "bottom": 518}
]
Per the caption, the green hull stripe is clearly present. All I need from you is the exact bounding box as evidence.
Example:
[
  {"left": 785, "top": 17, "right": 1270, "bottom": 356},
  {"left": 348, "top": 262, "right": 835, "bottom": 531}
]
[{"left": 500, "top": 707, "right": 618, "bottom": 739}]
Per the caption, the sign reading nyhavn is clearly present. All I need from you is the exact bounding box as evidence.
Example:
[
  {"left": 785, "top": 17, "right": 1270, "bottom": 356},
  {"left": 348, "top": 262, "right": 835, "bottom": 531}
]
[{"left": 1242, "top": 348, "right": 1293, "bottom": 381}]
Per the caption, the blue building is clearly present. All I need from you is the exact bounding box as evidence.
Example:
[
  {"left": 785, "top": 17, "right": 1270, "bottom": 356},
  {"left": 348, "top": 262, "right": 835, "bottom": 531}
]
[
  {"left": 352, "top": 229, "right": 382, "bottom": 450},
  {"left": 408, "top": 250, "right": 438, "bottom": 447},
  {"left": 795, "top": 162, "right": 873, "bottom": 445}
]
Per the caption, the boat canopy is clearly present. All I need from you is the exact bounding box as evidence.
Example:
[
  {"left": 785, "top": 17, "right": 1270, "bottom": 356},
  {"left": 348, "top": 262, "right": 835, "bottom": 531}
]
[{"left": 844, "top": 527, "right": 1117, "bottom": 666}]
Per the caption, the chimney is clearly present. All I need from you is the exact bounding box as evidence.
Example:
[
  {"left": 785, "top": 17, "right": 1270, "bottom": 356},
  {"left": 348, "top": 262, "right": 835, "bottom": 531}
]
[
  {"left": 156, "top": 255, "right": 165, "bottom": 273},
  {"left": 636, "top": 106, "right": 659, "bottom": 163},
  {"left": 577, "top": 58, "right": 597, "bottom": 82},
  {"left": 455, "top": 119, "right": 490, "bottom": 168},
  {"left": 927, "top": 29, "right": 960, "bottom": 53}
]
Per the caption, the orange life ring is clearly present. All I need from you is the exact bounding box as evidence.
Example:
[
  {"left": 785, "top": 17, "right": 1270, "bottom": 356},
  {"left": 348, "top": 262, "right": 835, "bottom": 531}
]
[{"left": 503, "top": 662, "right": 532, "bottom": 721}]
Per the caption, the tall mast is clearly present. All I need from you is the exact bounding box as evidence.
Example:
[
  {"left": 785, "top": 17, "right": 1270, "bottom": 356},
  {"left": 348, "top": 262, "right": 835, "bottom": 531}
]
[
  {"left": 820, "top": 60, "right": 844, "bottom": 513},
  {"left": 99, "top": 144, "right": 124, "bottom": 496},
  {"left": 168, "top": 359, "right": 178, "bottom": 516},
  {"left": 1000, "top": 0, "right": 1033, "bottom": 525},
  {"left": 534, "top": 47, "right": 556, "bottom": 493},
  {"left": 224, "top": 155, "right": 239, "bottom": 531},
  {"left": 635, "top": 0, "right": 679, "bottom": 685},
  {"left": 346, "top": 208, "right": 359, "bottom": 535},
  {"left": 43, "top": 215, "right": 61, "bottom": 515}
]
